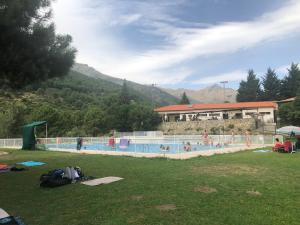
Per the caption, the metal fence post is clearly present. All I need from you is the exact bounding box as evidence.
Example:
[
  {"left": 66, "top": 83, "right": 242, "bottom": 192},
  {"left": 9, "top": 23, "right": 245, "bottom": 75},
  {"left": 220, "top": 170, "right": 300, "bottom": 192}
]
[{"left": 134, "top": 135, "right": 136, "bottom": 155}]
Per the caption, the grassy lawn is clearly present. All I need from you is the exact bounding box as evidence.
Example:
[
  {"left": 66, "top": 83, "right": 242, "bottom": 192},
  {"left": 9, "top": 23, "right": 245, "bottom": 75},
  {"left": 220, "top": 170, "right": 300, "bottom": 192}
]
[{"left": 0, "top": 149, "right": 300, "bottom": 225}]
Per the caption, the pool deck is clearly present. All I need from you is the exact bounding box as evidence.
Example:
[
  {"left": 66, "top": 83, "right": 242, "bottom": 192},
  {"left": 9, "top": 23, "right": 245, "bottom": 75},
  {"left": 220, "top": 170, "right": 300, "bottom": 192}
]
[{"left": 48, "top": 144, "right": 271, "bottom": 159}]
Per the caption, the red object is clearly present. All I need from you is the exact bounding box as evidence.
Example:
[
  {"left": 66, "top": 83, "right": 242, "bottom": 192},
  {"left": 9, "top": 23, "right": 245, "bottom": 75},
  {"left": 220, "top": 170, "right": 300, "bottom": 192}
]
[
  {"left": 108, "top": 137, "right": 115, "bottom": 146},
  {"left": 274, "top": 143, "right": 284, "bottom": 149},
  {"left": 155, "top": 101, "right": 277, "bottom": 112},
  {"left": 283, "top": 141, "right": 292, "bottom": 152},
  {"left": 0, "top": 164, "right": 9, "bottom": 170}
]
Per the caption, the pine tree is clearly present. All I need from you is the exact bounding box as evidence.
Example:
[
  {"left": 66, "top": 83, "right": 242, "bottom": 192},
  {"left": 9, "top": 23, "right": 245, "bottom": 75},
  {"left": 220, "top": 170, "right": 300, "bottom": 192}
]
[
  {"left": 179, "top": 92, "right": 190, "bottom": 104},
  {"left": 280, "top": 63, "right": 300, "bottom": 99},
  {"left": 0, "top": 0, "right": 76, "bottom": 88},
  {"left": 236, "top": 70, "right": 261, "bottom": 102},
  {"left": 259, "top": 68, "right": 281, "bottom": 101},
  {"left": 120, "top": 79, "right": 130, "bottom": 105}
]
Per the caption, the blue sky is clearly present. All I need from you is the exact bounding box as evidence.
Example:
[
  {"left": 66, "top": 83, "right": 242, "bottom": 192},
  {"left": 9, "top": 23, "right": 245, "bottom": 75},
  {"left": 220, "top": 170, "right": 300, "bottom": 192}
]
[{"left": 52, "top": 0, "right": 300, "bottom": 89}]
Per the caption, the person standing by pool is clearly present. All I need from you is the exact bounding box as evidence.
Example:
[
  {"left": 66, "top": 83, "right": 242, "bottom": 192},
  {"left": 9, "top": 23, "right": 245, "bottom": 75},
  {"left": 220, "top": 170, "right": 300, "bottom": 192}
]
[
  {"left": 203, "top": 129, "right": 209, "bottom": 145},
  {"left": 231, "top": 131, "right": 235, "bottom": 144},
  {"left": 76, "top": 137, "right": 83, "bottom": 150},
  {"left": 245, "top": 130, "right": 251, "bottom": 147},
  {"left": 108, "top": 135, "right": 116, "bottom": 150}
]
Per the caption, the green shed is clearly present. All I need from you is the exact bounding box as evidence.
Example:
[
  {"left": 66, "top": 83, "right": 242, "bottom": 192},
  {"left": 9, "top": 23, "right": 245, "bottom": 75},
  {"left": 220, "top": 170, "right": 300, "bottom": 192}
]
[{"left": 22, "top": 121, "right": 47, "bottom": 150}]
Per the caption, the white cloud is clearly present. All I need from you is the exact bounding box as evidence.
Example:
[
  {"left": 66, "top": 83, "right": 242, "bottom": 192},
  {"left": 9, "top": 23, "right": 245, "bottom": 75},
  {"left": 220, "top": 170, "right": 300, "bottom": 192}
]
[
  {"left": 110, "top": 14, "right": 142, "bottom": 26},
  {"left": 193, "top": 70, "right": 247, "bottom": 85},
  {"left": 52, "top": 0, "right": 300, "bottom": 85}
]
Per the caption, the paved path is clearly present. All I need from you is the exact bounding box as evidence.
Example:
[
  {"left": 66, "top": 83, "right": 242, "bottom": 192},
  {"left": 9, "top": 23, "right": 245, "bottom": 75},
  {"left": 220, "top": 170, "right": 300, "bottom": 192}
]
[{"left": 48, "top": 144, "right": 271, "bottom": 159}]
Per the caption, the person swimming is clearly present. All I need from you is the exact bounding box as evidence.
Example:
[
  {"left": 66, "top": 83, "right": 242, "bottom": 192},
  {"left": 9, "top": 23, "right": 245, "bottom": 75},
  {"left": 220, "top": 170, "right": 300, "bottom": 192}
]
[{"left": 184, "top": 142, "right": 192, "bottom": 151}]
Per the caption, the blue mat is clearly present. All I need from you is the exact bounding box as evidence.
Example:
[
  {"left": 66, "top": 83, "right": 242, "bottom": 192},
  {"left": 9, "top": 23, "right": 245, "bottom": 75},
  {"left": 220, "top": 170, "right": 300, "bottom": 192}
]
[
  {"left": 17, "top": 161, "right": 45, "bottom": 167},
  {"left": 253, "top": 150, "right": 272, "bottom": 153}
]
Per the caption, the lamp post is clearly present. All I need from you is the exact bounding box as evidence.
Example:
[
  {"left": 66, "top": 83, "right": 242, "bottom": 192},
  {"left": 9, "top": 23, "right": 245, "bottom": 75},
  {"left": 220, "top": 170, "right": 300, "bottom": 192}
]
[
  {"left": 220, "top": 81, "right": 228, "bottom": 143},
  {"left": 220, "top": 81, "right": 228, "bottom": 103}
]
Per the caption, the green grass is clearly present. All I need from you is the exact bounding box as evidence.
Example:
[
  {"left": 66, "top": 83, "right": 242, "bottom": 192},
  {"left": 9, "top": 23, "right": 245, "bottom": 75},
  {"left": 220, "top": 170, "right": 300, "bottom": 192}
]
[{"left": 0, "top": 149, "right": 300, "bottom": 225}]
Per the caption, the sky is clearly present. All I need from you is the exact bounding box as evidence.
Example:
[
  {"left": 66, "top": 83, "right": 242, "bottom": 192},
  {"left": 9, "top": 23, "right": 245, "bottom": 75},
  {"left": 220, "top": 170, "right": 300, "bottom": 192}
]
[{"left": 52, "top": 0, "right": 300, "bottom": 89}]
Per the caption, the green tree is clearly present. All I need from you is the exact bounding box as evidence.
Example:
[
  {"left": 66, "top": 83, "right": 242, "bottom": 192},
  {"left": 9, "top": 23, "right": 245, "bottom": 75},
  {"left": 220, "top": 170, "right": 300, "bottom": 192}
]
[
  {"left": 179, "top": 92, "right": 190, "bottom": 104},
  {"left": 278, "top": 87, "right": 300, "bottom": 126},
  {"left": 128, "top": 104, "right": 160, "bottom": 131},
  {"left": 259, "top": 68, "right": 281, "bottom": 101},
  {"left": 26, "top": 104, "right": 64, "bottom": 136},
  {"left": 236, "top": 70, "right": 261, "bottom": 102},
  {"left": 120, "top": 80, "right": 131, "bottom": 105},
  {"left": 0, "top": 0, "right": 76, "bottom": 88},
  {"left": 278, "top": 103, "right": 294, "bottom": 126},
  {"left": 83, "top": 106, "right": 107, "bottom": 136},
  {"left": 114, "top": 104, "right": 131, "bottom": 132},
  {"left": 280, "top": 63, "right": 300, "bottom": 99},
  {"left": 0, "top": 102, "right": 26, "bottom": 138}
]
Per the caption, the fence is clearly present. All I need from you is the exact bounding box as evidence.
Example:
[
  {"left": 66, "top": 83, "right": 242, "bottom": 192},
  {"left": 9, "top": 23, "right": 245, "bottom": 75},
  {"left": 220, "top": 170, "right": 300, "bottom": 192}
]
[
  {"left": 0, "top": 134, "right": 275, "bottom": 151},
  {"left": 0, "top": 138, "right": 22, "bottom": 148}
]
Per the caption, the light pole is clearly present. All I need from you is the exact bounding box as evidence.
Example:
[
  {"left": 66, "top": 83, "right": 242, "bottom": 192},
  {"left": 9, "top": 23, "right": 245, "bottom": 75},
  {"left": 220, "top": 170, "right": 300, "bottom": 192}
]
[
  {"left": 220, "top": 81, "right": 228, "bottom": 143},
  {"left": 220, "top": 81, "right": 228, "bottom": 103}
]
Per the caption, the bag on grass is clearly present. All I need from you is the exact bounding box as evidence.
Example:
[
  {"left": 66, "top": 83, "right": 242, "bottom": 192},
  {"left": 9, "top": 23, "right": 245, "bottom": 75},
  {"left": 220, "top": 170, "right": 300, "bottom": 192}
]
[
  {"left": 40, "top": 169, "right": 71, "bottom": 188},
  {"left": 0, "top": 216, "right": 25, "bottom": 225}
]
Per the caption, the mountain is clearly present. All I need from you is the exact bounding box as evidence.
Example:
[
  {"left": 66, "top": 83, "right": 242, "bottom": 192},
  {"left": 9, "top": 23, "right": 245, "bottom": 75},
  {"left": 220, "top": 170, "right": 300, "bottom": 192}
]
[
  {"left": 163, "top": 84, "right": 237, "bottom": 103},
  {"left": 0, "top": 70, "right": 163, "bottom": 137},
  {"left": 72, "top": 63, "right": 179, "bottom": 106}
]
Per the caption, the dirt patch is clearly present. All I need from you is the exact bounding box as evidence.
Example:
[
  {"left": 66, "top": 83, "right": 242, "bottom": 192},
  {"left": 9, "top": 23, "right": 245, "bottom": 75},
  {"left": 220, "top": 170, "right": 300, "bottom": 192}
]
[
  {"left": 194, "top": 186, "right": 217, "bottom": 193},
  {"left": 131, "top": 195, "right": 143, "bottom": 201},
  {"left": 155, "top": 204, "right": 176, "bottom": 211},
  {"left": 127, "top": 214, "right": 145, "bottom": 224},
  {"left": 246, "top": 190, "right": 262, "bottom": 196},
  {"left": 0, "top": 152, "right": 8, "bottom": 156},
  {"left": 191, "top": 164, "right": 266, "bottom": 176}
]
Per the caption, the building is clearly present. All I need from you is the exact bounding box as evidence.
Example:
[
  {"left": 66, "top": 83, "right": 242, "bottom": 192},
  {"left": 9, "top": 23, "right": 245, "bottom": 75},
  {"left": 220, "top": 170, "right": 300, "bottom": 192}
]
[{"left": 155, "top": 101, "right": 278, "bottom": 124}]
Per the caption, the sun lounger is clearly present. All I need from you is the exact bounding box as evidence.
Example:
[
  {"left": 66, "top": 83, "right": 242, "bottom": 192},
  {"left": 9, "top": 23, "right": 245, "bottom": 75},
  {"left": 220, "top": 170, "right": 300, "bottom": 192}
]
[{"left": 119, "top": 138, "right": 129, "bottom": 149}]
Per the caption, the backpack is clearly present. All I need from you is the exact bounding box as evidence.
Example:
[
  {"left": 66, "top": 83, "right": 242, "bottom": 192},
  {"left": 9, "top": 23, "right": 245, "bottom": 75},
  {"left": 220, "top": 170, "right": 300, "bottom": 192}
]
[{"left": 40, "top": 169, "right": 71, "bottom": 188}]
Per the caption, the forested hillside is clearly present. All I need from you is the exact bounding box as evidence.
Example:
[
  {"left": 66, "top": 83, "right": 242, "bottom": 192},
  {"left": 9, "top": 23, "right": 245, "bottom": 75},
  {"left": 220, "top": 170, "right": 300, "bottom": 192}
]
[
  {"left": 0, "top": 71, "right": 162, "bottom": 138},
  {"left": 73, "top": 63, "right": 180, "bottom": 106}
]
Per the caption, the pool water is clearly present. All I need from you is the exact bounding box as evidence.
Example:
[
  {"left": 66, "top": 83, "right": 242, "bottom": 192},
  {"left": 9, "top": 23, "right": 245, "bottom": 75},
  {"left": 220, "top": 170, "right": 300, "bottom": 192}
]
[{"left": 47, "top": 143, "right": 236, "bottom": 154}]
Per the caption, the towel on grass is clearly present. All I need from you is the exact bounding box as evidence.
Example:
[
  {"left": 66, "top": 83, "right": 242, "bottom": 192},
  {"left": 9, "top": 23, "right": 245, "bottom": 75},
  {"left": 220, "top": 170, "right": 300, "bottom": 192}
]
[
  {"left": 0, "top": 164, "right": 11, "bottom": 173},
  {"left": 17, "top": 161, "right": 45, "bottom": 167},
  {"left": 0, "top": 208, "right": 9, "bottom": 219},
  {"left": 253, "top": 150, "right": 272, "bottom": 153},
  {"left": 81, "top": 176, "right": 123, "bottom": 186}
]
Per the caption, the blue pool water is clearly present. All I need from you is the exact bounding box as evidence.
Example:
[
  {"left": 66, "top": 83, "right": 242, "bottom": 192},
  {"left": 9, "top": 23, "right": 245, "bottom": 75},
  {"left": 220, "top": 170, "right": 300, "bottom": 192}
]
[{"left": 47, "top": 143, "right": 235, "bottom": 154}]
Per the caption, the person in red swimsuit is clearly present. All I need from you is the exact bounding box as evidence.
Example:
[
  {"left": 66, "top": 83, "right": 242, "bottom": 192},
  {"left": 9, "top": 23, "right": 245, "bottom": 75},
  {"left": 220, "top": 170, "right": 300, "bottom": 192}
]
[{"left": 272, "top": 138, "right": 283, "bottom": 152}]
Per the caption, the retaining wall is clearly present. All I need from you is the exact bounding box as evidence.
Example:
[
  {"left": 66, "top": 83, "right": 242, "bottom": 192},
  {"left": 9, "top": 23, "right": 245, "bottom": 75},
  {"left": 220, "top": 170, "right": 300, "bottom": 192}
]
[{"left": 158, "top": 119, "right": 257, "bottom": 135}]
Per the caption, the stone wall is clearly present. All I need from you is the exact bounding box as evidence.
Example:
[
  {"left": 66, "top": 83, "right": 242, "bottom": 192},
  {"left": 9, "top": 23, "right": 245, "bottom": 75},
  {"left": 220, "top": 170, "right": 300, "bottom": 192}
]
[{"left": 158, "top": 118, "right": 257, "bottom": 135}]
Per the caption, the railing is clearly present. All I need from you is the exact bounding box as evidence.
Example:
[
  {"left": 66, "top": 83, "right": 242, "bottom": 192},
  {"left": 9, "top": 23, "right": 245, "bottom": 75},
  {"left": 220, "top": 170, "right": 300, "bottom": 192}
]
[
  {"left": 0, "top": 135, "right": 275, "bottom": 151},
  {"left": 0, "top": 138, "right": 23, "bottom": 148}
]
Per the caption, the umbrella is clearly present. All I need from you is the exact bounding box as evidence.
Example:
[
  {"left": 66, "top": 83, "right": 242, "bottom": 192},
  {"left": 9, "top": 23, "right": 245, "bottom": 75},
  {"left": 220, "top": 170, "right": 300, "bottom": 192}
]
[{"left": 276, "top": 126, "right": 300, "bottom": 136}]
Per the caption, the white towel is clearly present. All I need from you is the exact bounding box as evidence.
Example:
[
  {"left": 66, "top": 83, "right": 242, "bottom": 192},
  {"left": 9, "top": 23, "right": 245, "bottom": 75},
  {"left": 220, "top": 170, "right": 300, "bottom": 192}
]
[
  {"left": 81, "top": 177, "right": 123, "bottom": 186},
  {"left": 0, "top": 208, "right": 9, "bottom": 219}
]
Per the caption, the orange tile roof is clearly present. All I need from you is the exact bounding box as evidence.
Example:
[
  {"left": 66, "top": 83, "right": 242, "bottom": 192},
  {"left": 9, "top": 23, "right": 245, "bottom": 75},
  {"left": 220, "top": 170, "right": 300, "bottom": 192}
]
[{"left": 155, "top": 101, "right": 277, "bottom": 112}]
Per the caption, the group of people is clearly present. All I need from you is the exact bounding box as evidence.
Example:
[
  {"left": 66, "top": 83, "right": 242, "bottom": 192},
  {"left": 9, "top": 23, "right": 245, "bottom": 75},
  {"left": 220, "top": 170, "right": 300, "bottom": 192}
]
[
  {"left": 272, "top": 137, "right": 300, "bottom": 153},
  {"left": 160, "top": 145, "right": 170, "bottom": 151}
]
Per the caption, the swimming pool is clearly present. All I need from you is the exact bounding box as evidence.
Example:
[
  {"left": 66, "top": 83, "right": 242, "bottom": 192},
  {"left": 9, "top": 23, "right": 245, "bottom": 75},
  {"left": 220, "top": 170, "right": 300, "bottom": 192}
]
[{"left": 47, "top": 143, "right": 240, "bottom": 154}]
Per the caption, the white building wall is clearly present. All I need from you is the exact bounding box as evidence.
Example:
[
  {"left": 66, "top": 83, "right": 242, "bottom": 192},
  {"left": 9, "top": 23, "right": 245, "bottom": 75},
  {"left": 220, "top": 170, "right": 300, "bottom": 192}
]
[
  {"left": 159, "top": 107, "right": 275, "bottom": 123},
  {"left": 242, "top": 108, "right": 274, "bottom": 123}
]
